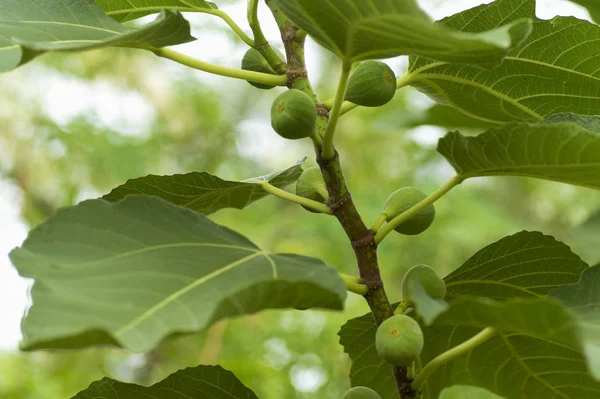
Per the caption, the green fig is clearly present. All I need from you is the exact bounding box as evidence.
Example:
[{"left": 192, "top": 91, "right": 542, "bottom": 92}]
[
  {"left": 375, "top": 314, "right": 423, "bottom": 366},
  {"left": 345, "top": 61, "right": 396, "bottom": 107},
  {"left": 296, "top": 166, "right": 328, "bottom": 213},
  {"left": 383, "top": 187, "right": 435, "bottom": 235},
  {"left": 342, "top": 386, "right": 383, "bottom": 399},
  {"left": 402, "top": 264, "right": 446, "bottom": 302},
  {"left": 271, "top": 89, "right": 317, "bottom": 140},
  {"left": 241, "top": 48, "right": 285, "bottom": 90}
]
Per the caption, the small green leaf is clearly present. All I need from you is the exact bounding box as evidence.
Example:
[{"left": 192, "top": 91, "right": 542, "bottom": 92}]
[
  {"left": 95, "top": 0, "right": 218, "bottom": 22},
  {"left": 551, "top": 266, "right": 600, "bottom": 379},
  {"left": 438, "top": 115, "right": 600, "bottom": 190},
  {"left": 338, "top": 231, "right": 588, "bottom": 398},
  {"left": 568, "top": 0, "right": 600, "bottom": 22},
  {"left": 10, "top": 195, "right": 346, "bottom": 353},
  {"left": 408, "top": 0, "right": 600, "bottom": 123},
  {"left": 0, "top": 0, "right": 195, "bottom": 73},
  {"left": 270, "top": 0, "right": 531, "bottom": 65},
  {"left": 405, "top": 280, "right": 448, "bottom": 325},
  {"left": 103, "top": 160, "right": 304, "bottom": 214},
  {"left": 72, "top": 365, "right": 259, "bottom": 398}
]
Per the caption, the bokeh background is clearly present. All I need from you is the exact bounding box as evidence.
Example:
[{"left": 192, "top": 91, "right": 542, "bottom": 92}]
[{"left": 1, "top": 0, "right": 599, "bottom": 398}]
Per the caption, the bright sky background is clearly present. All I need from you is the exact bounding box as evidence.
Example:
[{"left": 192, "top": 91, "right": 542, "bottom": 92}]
[{"left": 0, "top": 0, "right": 591, "bottom": 353}]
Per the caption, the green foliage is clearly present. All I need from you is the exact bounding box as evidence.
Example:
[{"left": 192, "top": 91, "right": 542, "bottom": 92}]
[
  {"left": 71, "top": 365, "right": 259, "bottom": 398},
  {"left": 345, "top": 61, "right": 396, "bottom": 107},
  {"left": 241, "top": 48, "right": 285, "bottom": 89},
  {"left": 343, "top": 386, "right": 383, "bottom": 399},
  {"left": 95, "top": 0, "right": 218, "bottom": 22},
  {"left": 568, "top": 0, "right": 600, "bottom": 22},
  {"left": 270, "top": 89, "right": 317, "bottom": 140},
  {"left": 295, "top": 166, "right": 328, "bottom": 213},
  {"left": 0, "top": 1, "right": 194, "bottom": 72},
  {"left": 401, "top": 265, "right": 448, "bottom": 324},
  {"left": 383, "top": 187, "right": 436, "bottom": 235},
  {"left": 375, "top": 315, "right": 424, "bottom": 367}
]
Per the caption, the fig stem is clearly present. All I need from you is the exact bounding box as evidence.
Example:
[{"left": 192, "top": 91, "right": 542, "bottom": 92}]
[
  {"left": 411, "top": 327, "right": 497, "bottom": 392},
  {"left": 255, "top": 181, "right": 333, "bottom": 215},
  {"left": 370, "top": 214, "right": 388, "bottom": 233},
  {"left": 192, "top": 7, "right": 255, "bottom": 47},
  {"left": 247, "top": 0, "right": 286, "bottom": 74},
  {"left": 316, "top": 186, "right": 330, "bottom": 201},
  {"left": 340, "top": 274, "right": 369, "bottom": 296},
  {"left": 152, "top": 48, "right": 288, "bottom": 87},
  {"left": 374, "top": 176, "right": 463, "bottom": 244},
  {"left": 322, "top": 61, "right": 352, "bottom": 160}
]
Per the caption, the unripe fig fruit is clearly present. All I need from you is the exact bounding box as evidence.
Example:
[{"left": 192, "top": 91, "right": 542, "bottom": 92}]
[
  {"left": 383, "top": 187, "right": 435, "bottom": 235},
  {"left": 342, "top": 386, "right": 383, "bottom": 399},
  {"left": 345, "top": 61, "right": 396, "bottom": 107},
  {"left": 375, "top": 314, "right": 423, "bottom": 366},
  {"left": 296, "top": 166, "right": 327, "bottom": 213},
  {"left": 241, "top": 48, "right": 285, "bottom": 90},
  {"left": 271, "top": 89, "right": 317, "bottom": 140},
  {"left": 402, "top": 264, "right": 446, "bottom": 302}
]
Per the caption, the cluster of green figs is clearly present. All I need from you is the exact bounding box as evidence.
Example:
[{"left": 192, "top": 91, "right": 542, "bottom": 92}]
[
  {"left": 242, "top": 49, "right": 445, "bottom": 398},
  {"left": 241, "top": 49, "right": 397, "bottom": 140}
]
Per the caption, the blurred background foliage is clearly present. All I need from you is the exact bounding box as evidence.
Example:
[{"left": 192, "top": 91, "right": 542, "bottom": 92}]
[{"left": 1, "top": 1, "right": 599, "bottom": 398}]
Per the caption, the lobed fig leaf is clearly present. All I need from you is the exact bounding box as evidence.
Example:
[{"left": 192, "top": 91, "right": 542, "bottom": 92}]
[
  {"left": 295, "top": 166, "right": 328, "bottom": 213},
  {"left": 271, "top": 89, "right": 317, "bottom": 140},
  {"left": 345, "top": 61, "right": 397, "bottom": 107},
  {"left": 241, "top": 48, "right": 285, "bottom": 90},
  {"left": 342, "top": 386, "right": 383, "bottom": 399},
  {"left": 402, "top": 264, "right": 446, "bottom": 303},
  {"left": 375, "top": 314, "right": 423, "bottom": 366},
  {"left": 383, "top": 187, "right": 436, "bottom": 235}
]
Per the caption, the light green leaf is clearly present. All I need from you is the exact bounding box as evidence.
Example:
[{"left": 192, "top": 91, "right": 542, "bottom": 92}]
[
  {"left": 10, "top": 195, "right": 346, "bottom": 353},
  {"left": 408, "top": 104, "right": 497, "bottom": 130},
  {"left": 0, "top": 0, "right": 195, "bottom": 73},
  {"left": 440, "top": 385, "right": 504, "bottom": 399},
  {"left": 405, "top": 279, "right": 448, "bottom": 325},
  {"left": 567, "top": 210, "right": 600, "bottom": 265},
  {"left": 438, "top": 114, "right": 600, "bottom": 190},
  {"left": 568, "top": 0, "right": 600, "bottom": 22},
  {"left": 408, "top": 0, "right": 600, "bottom": 123},
  {"left": 72, "top": 365, "right": 259, "bottom": 398},
  {"left": 270, "top": 0, "right": 531, "bottom": 65},
  {"left": 102, "top": 160, "right": 305, "bottom": 215},
  {"left": 551, "top": 265, "right": 600, "bottom": 379},
  {"left": 338, "top": 231, "right": 588, "bottom": 398},
  {"left": 95, "top": 0, "right": 217, "bottom": 22}
]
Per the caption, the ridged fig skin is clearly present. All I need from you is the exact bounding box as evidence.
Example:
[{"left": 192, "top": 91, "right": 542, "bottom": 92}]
[
  {"left": 402, "top": 264, "right": 446, "bottom": 302},
  {"left": 383, "top": 187, "right": 436, "bottom": 235},
  {"left": 270, "top": 89, "right": 317, "bottom": 140},
  {"left": 345, "top": 60, "right": 397, "bottom": 107},
  {"left": 241, "top": 48, "right": 285, "bottom": 90},
  {"left": 295, "top": 166, "right": 327, "bottom": 213},
  {"left": 375, "top": 314, "right": 424, "bottom": 366},
  {"left": 342, "top": 386, "right": 383, "bottom": 399}
]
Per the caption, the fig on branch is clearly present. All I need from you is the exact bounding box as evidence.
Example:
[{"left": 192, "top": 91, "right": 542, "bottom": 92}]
[
  {"left": 241, "top": 48, "right": 285, "bottom": 89},
  {"left": 375, "top": 314, "right": 424, "bottom": 366},
  {"left": 342, "top": 386, "right": 383, "bottom": 399},
  {"left": 402, "top": 264, "right": 446, "bottom": 303},
  {"left": 344, "top": 60, "right": 397, "bottom": 107},
  {"left": 271, "top": 89, "right": 317, "bottom": 140},
  {"left": 383, "top": 187, "right": 436, "bottom": 235},
  {"left": 295, "top": 166, "right": 328, "bottom": 213}
]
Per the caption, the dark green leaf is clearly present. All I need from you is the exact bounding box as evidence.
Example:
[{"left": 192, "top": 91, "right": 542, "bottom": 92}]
[
  {"left": 0, "top": 0, "right": 194, "bottom": 73},
  {"left": 72, "top": 365, "right": 259, "bottom": 398},
  {"left": 338, "top": 231, "right": 588, "bottom": 398},
  {"left": 568, "top": 0, "right": 600, "bottom": 22},
  {"left": 270, "top": 0, "right": 531, "bottom": 65},
  {"left": 440, "top": 385, "right": 504, "bottom": 399},
  {"left": 438, "top": 115, "right": 600, "bottom": 190},
  {"left": 409, "top": 0, "right": 600, "bottom": 123},
  {"left": 10, "top": 195, "right": 346, "bottom": 353},
  {"left": 102, "top": 160, "right": 305, "bottom": 215},
  {"left": 95, "top": 0, "right": 218, "bottom": 22}
]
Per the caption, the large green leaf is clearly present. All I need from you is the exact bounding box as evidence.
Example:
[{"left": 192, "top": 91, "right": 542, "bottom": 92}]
[
  {"left": 551, "top": 266, "right": 600, "bottom": 380},
  {"left": 95, "top": 0, "right": 217, "bottom": 22},
  {"left": 270, "top": 0, "right": 531, "bottom": 65},
  {"left": 72, "top": 365, "right": 259, "bottom": 398},
  {"left": 338, "top": 231, "right": 588, "bottom": 398},
  {"left": 569, "top": 0, "right": 600, "bottom": 22},
  {"left": 438, "top": 114, "right": 600, "bottom": 190},
  {"left": 408, "top": 0, "right": 600, "bottom": 123},
  {"left": 440, "top": 385, "right": 504, "bottom": 399},
  {"left": 102, "top": 160, "right": 305, "bottom": 215},
  {"left": 10, "top": 195, "right": 346, "bottom": 353},
  {"left": 0, "top": 0, "right": 194, "bottom": 73}
]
